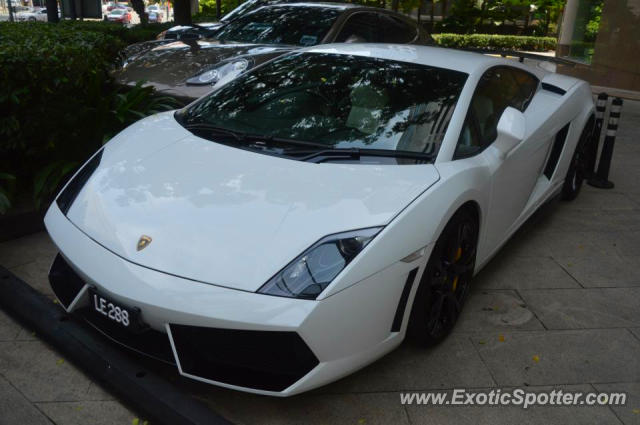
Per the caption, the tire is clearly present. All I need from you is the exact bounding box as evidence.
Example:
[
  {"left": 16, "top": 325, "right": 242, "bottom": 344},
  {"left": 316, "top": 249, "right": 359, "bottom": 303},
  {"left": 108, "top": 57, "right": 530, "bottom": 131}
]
[
  {"left": 407, "top": 207, "right": 478, "bottom": 347},
  {"left": 562, "top": 121, "right": 594, "bottom": 201}
]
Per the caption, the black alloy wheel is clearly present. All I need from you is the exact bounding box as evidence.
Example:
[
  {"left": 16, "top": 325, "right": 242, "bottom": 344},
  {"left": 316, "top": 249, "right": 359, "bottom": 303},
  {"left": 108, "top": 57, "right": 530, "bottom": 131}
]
[{"left": 408, "top": 208, "right": 478, "bottom": 346}]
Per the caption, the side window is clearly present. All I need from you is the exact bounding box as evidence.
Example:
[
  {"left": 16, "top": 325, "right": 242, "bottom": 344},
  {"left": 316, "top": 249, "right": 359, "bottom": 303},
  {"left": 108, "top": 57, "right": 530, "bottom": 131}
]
[
  {"left": 509, "top": 68, "right": 539, "bottom": 111},
  {"left": 377, "top": 14, "right": 417, "bottom": 43},
  {"left": 468, "top": 68, "right": 510, "bottom": 147},
  {"left": 454, "top": 66, "right": 539, "bottom": 158},
  {"left": 335, "top": 13, "right": 379, "bottom": 43},
  {"left": 455, "top": 115, "right": 482, "bottom": 158}
]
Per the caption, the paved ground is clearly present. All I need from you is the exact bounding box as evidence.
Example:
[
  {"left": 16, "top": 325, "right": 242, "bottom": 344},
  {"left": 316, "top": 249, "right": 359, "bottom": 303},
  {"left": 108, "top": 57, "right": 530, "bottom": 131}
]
[{"left": 1, "top": 99, "right": 640, "bottom": 425}]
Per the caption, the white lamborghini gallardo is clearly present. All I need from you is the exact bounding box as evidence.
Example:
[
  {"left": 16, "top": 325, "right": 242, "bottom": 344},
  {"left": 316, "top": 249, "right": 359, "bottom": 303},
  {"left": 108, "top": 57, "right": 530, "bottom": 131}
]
[{"left": 45, "top": 44, "right": 595, "bottom": 396}]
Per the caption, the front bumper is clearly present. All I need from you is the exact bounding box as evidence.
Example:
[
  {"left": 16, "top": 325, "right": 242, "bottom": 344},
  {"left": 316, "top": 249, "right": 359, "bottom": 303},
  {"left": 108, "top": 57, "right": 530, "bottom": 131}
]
[{"left": 45, "top": 203, "right": 421, "bottom": 396}]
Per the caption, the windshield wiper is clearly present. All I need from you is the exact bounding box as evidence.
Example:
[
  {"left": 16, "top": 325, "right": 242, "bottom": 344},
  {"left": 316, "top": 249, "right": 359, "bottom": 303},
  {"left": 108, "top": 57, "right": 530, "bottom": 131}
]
[
  {"left": 183, "top": 123, "right": 329, "bottom": 150},
  {"left": 182, "top": 123, "right": 434, "bottom": 163},
  {"left": 291, "top": 148, "right": 435, "bottom": 164},
  {"left": 182, "top": 123, "right": 245, "bottom": 141}
]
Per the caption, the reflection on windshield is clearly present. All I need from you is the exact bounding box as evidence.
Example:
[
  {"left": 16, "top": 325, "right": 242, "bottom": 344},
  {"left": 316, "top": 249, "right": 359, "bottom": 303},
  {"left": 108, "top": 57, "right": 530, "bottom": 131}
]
[
  {"left": 221, "top": 0, "right": 264, "bottom": 22},
  {"left": 182, "top": 52, "right": 468, "bottom": 155},
  {"left": 214, "top": 6, "right": 341, "bottom": 46}
]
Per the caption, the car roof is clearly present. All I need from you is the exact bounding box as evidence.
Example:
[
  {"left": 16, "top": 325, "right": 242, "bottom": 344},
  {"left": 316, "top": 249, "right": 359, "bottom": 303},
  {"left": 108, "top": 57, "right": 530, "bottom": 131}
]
[
  {"left": 301, "top": 43, "right": 515, "bottom": 74},
  {"left": 261, "top": 2, "right": 360, "bottom": 11}
]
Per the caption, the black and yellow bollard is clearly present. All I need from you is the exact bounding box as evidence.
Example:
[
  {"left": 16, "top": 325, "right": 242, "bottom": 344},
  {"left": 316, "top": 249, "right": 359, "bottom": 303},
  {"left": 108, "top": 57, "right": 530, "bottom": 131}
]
[{"left": 588, "top": 97, "right": 623, "bottom": 189}]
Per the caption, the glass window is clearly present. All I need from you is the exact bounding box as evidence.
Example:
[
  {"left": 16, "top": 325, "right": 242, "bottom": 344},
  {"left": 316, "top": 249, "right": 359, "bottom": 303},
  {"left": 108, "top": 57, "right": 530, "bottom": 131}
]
[
  {"left": 509, "top": 68, "right": 539, "bottom": 111},
  {"left": 455, "top": 66, "right": 538, "bottom": 156},
  {"left": 455, "top": 116, "right": 481, "bottom": 158},
  {"left": 335, "top": 12, "right": 380, "bottom": 43},
  {"left": 214, "top": 6, "right": 341, "bottom": 46},
  {"left": 220, "top": 0, "right": 266, "bottom": 23},
  {"left": 378, "top": 14, "right": 417, "bottom": 43},
  {"left": 181, "top": 52, "right": 468, "bottom": 157}
]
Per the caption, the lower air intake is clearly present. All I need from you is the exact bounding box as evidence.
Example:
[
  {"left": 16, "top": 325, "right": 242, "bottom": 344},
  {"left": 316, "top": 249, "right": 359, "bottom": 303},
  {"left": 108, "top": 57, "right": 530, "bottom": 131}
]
[
  {"left": 49, "top": 254, "right": 86, "bottom": 309},
  {"left": 169, "top": 324, "right": 319, "bottom": 392}
]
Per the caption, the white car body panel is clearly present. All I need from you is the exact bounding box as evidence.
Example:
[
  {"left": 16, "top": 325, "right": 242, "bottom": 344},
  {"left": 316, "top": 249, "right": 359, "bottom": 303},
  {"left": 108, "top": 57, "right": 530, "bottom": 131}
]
[
  {"left": 45, "top": 44, "right": 595, "bottom": 396},
  {"left": 46, "top": 202, "right": 426, "bottom": 395},
  {"left": 66, "top": 112, "right": 440, "bottom": 292}
]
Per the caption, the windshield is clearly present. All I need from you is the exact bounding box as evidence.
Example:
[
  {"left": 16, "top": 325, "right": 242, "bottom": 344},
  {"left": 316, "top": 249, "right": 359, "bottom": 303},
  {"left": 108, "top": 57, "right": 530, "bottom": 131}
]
[
  {"left": 221, "top": 0, "right": 264, "bottom": 22},
  {"left": 214, "top": 6, "right": 341, "bottom": 46},
  {"left": 180, "top": 52, "right": 467, "bottom": 157},
  {"left": 111, "top": 9, "right": 125, "bottom": 14}
]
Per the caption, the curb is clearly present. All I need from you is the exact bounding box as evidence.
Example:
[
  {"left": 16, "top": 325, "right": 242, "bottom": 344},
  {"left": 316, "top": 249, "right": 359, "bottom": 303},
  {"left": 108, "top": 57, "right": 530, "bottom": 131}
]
[{"left": 0, "top": 266, "right": 233, "bottom": 425}]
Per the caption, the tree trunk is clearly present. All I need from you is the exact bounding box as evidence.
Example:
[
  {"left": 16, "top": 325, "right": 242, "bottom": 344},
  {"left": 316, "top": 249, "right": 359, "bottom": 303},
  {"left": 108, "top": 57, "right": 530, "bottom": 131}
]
[
  {"left": 430, "top": 0, "right": 435, "bottom": 31},
  {"left": 46, "top": 0, "right": 60, "bottom": 22},
  {"left": 441, "top": 0, "right": 447, "bottom": 18},
  {"left": 7, "top": 0, "right": 15, "bottom": 21},
  {"left": 173, "top": 0, "right": 192, "bottom": 25},
  {"left": 480, "top": 0, "right": 487, "bottom": 25},
  {"left": 391, "top": 0, "right": 399, "bottom": 12},
  {"left": 68, "top": 0, "right": 76, "bottom": 19},
  {"left": 131, "top": 0, "right": 148, "bottom": 24},
  {"left": 215, "top": 0, "right": 221, "bottom": 19},
  {"left": 544, "top": 9, "right": 550, "bottom": 36}
]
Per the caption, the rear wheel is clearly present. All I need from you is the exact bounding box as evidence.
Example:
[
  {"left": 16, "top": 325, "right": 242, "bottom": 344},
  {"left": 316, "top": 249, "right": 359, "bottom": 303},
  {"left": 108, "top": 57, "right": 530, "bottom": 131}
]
[
  {"left": 408, "top": 208, "right": 478, "bottom": 346},
  {"left": 562, "top": 121, "right": 594, "bottom": 201}
]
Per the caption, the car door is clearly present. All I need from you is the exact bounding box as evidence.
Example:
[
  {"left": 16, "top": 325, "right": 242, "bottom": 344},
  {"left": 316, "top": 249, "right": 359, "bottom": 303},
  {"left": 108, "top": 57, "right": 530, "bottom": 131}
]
[{"left": 454, "top": 66, "right": 542, "bottom": 252}]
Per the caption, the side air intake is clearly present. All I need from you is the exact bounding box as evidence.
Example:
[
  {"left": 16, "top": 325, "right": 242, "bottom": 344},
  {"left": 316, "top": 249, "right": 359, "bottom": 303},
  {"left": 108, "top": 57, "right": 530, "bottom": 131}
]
[
  {"left": 541, "top": 82, "right": 566, "bottom": 96},
  {"left": 543, "top": 123, "right": 571, "bottom": 179}
]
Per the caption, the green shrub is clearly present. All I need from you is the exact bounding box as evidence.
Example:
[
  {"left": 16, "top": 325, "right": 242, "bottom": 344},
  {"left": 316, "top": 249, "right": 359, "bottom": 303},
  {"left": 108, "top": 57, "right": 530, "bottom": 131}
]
[
  {"left": 58, "top": 20, "right": 174, "bottom": 44},
  {"left": 192, "top": 12, "right": 221, "bottom": 23},
  {"left": 433, "top": 34, "right": 557, "bottom": 52},
  {"left": 0, "top": 22, "right": 179, "bottom": 213}
]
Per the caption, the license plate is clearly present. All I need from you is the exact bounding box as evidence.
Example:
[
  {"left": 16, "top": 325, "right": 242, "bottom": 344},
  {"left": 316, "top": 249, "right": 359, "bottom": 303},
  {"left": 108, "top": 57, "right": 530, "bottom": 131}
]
[{"left": 89, "top": 289, "right": 136, "bottom": 329}]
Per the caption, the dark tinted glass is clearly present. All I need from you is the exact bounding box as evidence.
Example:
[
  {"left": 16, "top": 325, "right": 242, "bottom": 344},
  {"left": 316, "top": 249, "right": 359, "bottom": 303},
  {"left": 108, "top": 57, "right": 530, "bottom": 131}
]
[
  {"left": 465, "top": 67, "right": 538, "bottom": 146},
  {"left": 335, "top": 12, "right": 379, "bottom": 43},
  {"left": 455, "top": 116, "right": 481, "bottom": 158},
  {"left": 454, "top": 66, "right": 539, "bottom": 157},
  {"left": 214, "top": 6, "right": 341, "bottom": 46},
  {"left": 509, "top": 67, "right": 539, "bottom": 111},
  {"left": 182, "top": 52, "right": 467, "bottom": 155},
  {"left": 221, "top": 0, "right": 266, "bottom": 22},
  {"left": 378, "top": 14, "right": 416, "bottom": 43}
]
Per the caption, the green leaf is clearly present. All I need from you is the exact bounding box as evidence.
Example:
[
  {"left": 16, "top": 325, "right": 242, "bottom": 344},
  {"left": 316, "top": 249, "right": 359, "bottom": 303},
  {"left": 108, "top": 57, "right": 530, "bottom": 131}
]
[{"left": 0, "top": 191, "right": 10, "bottom": 215}]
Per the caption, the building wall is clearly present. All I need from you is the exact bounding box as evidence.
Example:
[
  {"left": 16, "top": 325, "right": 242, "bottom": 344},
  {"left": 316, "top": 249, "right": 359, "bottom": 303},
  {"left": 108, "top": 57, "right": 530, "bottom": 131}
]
[{"left": 558, "top": 0, "right": 640, "bottom": 92}]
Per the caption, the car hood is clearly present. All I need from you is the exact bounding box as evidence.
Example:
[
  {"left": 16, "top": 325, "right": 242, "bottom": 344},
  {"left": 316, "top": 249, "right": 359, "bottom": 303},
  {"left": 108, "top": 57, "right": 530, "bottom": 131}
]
[
  {"left": 114, "top": 40, "right": 294, "bottom": 98},
  {"left": 66, "top": 112, "right": 440, "bottom": 292}
]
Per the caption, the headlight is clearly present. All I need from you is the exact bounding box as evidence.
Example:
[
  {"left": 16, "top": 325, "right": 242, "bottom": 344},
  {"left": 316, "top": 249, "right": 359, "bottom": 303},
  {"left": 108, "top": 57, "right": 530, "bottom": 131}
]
[
  {"left": 185, "top": 59, "right": 249, "bottom": 86},
  {"left": 258, "top": 227, "right": 383, "bottom": 300}
]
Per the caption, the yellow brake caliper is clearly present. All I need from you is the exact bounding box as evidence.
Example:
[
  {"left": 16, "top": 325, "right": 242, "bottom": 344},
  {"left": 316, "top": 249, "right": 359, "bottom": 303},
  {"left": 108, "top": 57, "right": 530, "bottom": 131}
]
[{"left": 452, "top": 247, "right": 462, "bottom": 291}]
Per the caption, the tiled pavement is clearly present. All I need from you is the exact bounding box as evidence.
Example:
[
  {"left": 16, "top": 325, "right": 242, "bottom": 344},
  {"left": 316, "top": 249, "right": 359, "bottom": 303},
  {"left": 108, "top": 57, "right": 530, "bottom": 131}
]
[{"left": 1, "top": 100, "right": 640, "bottom": 425}]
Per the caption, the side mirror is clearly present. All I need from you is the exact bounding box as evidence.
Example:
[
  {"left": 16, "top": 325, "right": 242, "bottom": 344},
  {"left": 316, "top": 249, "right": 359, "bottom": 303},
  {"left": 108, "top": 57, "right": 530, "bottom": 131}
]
[{"left": 494, "top": 107, "right": 525, "bottom": 159}]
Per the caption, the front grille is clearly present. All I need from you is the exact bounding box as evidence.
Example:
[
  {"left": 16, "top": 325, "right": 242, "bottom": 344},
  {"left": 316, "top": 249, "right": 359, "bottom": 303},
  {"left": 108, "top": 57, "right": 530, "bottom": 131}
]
[
  {"left": 49, "top": 254, "right": 86, "bottom": 308},
  {"left": 169, "top": 324, "right": 319, "bottom": 392}
]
